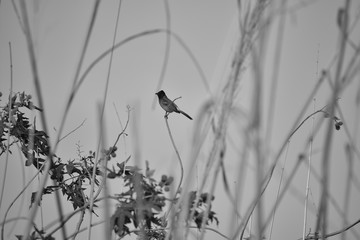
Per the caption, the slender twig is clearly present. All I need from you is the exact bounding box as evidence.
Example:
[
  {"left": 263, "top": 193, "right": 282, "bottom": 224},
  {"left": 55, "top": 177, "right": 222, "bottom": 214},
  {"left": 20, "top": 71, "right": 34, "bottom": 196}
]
[
  {"left": 265, "top": 0, "right": 287, "bottom": 151},
  {"left": 268, "top": 141, "right": 290, "bottom": 240},
  {"left": 315, "top": 1, "right": 349, "bottom": 237},
  {"left": 5, "top": 138, "right": 27, "bottom": 237},
  {"left": 190, "top": 226, "right": 230, "bottom": 240},
  {"left": 71, "top": 183, "right": 86, "bottom": 240},
  {"left": 0, "top": 44, "right": 14, "bottom": 240},
  {"left": 65, "top": 220, "right": 105, "bottom": 240},
  {"left": 1, "top": 166, "right": 44, "bottom": 240},
  {"left": 86, "top": 106, "right": 104, "bottom": 240},
  {"left": 18, "top": 0, "right": 66, "bottom": 237},
  {"left": 11, "top": 0, "right": 25, "bottom": 33},
  {"left": 341, "top": 144, "right": 353, "bottom": 240},
  {"left": 164, "top": 115, "right": 184, "bottom": 218},
  {"left": 0, "top": 42, "right": 13, "bottom": 216},
  {"left": 111, "top": 105, "right": 131, "bottom": 151},
  {"left": 152, "top": 0, "right": 171, "bottom": 109},
  {"left": 126, "top": 225, "right": 230, "bottom": 240},
  {"left": 113, "top": 103, "right": 129, "bottom": 157},
  {"left": 302, "top": 100, "right": 316, "bottom": 240},
  {"left": 298, "top": 217, "right": 360, "bottom": 240},
  {"left": 58, "top": 119, "right": 87, "bottom": 143},
  {"left": 87, "top": 1, "right": 118, "bottom": 239},
  {"left": 54, "top": 0, "right": 101, "bottom": 154},
  {"left": 87, "top": 109, "right": 130, "bottom": 208},
  {"left": 131, "top": 103, "right": 145, "bottom": 237},
  {"left": 44, "top": 196, "right": 106, "bottom": 237}
]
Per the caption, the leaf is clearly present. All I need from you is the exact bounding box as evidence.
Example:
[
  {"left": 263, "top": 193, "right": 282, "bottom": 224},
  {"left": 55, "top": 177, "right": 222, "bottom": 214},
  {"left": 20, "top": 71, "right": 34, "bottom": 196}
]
[
  {"left": 66, "top": 161, "right": 75, "bottom": 174},
  {"left": 30, "top": 191, "right": 42, "bottom": 208},
  {"left": 145, "top": 160, "right": 155, "bottom": 178},
  {"left": 11, "top": 94, "right": 17, "bottom": 104},
  {"left": 25, "top": 159, "right": 33, "bottom": 166},
  {"left": 32, "top": 158, "right": 45, "bottom": 171},
  {"left": 208, "top": 211, "right": 219, "bottom": 226},
  {"left": 107, "top": 171, "right": 117, "bottom": 179},
  {"left": 111, "top": 206, "right": 134, "bottom": 237},
  {"left": 126, "top": 165, "right": 141, "bottom": 172},
  {"left": 116, "top": 155, "right": 131, "bottom": 172},
  {"left": 43, "top": 186, "right": 58, "bottom": 194}
]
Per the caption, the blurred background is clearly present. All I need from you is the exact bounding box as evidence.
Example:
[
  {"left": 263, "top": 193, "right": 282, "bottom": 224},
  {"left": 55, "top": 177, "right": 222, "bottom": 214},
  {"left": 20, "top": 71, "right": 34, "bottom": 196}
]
[{"left": 1, "top": 0, "right": 360, "bottom": 239}]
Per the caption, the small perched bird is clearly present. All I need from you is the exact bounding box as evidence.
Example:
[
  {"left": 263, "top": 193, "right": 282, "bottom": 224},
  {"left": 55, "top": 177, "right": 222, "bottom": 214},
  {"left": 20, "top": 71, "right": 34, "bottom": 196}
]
[{"left": 155, "top": 90, "right": 193, "bottom": 120}]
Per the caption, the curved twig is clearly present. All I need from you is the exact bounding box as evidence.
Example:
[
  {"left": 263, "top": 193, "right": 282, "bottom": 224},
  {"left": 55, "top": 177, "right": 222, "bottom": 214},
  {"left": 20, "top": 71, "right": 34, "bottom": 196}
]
[
  {"left": 152, "top": 0, "right": 172, "bottom": 109},
  {"left": 58, "top": 119, "right": 87, "bottom": 143},
  {"left": 164, "top": 116, "right": 184, "bottom": 218},
  {"left": 297, "top": 217, "right": 360, "bottom": 240}
]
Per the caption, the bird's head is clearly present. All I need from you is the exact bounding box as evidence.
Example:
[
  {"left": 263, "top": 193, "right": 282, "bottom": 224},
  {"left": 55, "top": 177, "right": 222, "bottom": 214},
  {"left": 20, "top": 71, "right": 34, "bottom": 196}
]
[{"left": 155, "top": 90, "right": 166, "bottom": 98}]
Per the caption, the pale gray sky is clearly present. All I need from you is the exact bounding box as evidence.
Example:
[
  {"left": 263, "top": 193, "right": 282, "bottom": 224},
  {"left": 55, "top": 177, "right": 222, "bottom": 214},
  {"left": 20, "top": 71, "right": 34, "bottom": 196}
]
[{"left": 1, "top": 1, "right": 360, "bottom": 239}]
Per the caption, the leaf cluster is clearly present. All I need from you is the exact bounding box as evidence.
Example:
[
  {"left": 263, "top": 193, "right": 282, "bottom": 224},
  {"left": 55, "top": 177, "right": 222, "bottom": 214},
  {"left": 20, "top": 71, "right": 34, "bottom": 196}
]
[
  {"left": 109, "top": 160, "right": 170, "bottom": 239},
  {"left": 0, "top": 92, "right": 102, "bottom": 211},
  {"left": 0, "top": 91, "right": 219, "bottom": 240},
  {"left": 187, "top": 191, "right": 219, "bottom": 229}
]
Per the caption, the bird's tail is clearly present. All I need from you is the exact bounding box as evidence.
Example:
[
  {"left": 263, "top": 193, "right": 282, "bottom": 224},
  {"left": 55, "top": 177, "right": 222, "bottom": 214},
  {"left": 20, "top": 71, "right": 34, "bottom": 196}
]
[{"left": 178, "top": 110, "right": 193, "bottom": 120}]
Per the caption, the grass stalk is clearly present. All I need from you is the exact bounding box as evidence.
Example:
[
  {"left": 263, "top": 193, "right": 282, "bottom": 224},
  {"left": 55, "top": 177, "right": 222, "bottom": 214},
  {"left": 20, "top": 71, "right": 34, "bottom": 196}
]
[
  {"left": 341, "top": 144, "right": 353, "bottom": 240},
  {"left": 18, "top": 1, "right": 66, "bottom": 238},
  {"left": 315, "top": 1, "right": 349, "bottom": 237},
  {"left": 302, "top": 101, "right": 316, "bottom": 240},
  {"left": 0, "top": 42, "right": 13, "bottom": 215},
  {"left": 152, "top": 0, "right": 171, "bottom": 109},
  {"left": 54, "top": 0, "right": 101, "bottom": 153},
  {"left": 164, "top": 116, "right": 184, "bottom": 218},
  {"left": 268, "top": 141, "right": 290, "bottom": 240}
]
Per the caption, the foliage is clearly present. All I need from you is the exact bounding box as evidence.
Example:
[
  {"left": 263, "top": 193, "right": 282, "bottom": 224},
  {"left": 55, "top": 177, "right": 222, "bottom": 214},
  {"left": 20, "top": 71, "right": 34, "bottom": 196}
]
[{"left": 0, "top": 91, "right": 219, "bottom": 239}]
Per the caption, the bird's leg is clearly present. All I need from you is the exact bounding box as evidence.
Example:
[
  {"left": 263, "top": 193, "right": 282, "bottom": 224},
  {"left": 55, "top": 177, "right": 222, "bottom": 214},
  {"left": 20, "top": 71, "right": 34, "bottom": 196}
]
[{"left": 164, "top": 112, "right": 169, "bottom": 119}]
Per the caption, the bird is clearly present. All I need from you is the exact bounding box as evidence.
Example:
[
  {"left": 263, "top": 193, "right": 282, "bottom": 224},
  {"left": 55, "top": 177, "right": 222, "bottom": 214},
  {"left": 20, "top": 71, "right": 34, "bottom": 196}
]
[{"left": 155, "top": 90, "right": 193, "bottom": 120}]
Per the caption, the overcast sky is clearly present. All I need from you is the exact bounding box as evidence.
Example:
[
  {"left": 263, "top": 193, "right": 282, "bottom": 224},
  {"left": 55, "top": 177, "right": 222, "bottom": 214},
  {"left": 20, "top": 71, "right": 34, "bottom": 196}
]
[{"left": 1, "top": 1, "right": 360, "bottom": 239}]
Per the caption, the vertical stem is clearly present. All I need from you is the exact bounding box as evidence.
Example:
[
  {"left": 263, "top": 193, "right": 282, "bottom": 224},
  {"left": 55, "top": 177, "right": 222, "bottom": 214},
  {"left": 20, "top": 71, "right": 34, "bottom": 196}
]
[
  {"left": 18, "top": 1, "right": 66, "bottom": 238},
  {"left": 341, "top": 144, "right": 353, "bottom": 240},
  {"left": 164, "top": 116, "right": 184, "bottom": 220},
  {"left": 315, "top": 0, "right": 349, "bottom": 237},
  {"left": 0, "top": 42, "right": 14, "bottom": 216},
  {"left": 268, "top": 142, "right": 290, "bottom": 240},
  {"left": 303, "top": 101, "right": 316, "bottom": 239}
]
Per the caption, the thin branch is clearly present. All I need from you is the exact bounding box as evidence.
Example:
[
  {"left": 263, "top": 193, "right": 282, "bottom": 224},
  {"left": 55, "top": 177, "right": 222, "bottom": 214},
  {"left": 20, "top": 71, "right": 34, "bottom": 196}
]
[
  {"left": 341, "top": 144, "right": 353, "bottom": 240},
  {"left": 298, "top": 218, "right": 360, "bottom": 240},
  {"left": 164, "top": 116, "right": 184, "bottom": 218},
  {"left": 44, "top": 196, "right": 106, "bottom": 237},
  {"left": 152, "top": 0, "right": 171, "bottom": 109},
  {"left": 65, "top": 220, "right": 105, "bottom": 240},
  {"left": 268, "top": 141, "right": 290, "bottom": 240},
  {"left": 315, "top": 0, "right": 349, "bottom": 236},
  {"left": 18, "top": 1, "right": 67, "bottom": 239},
  {"left": 265, "top": 0, "right": 287, "bottom": 156},
  {"left": 57, "top": 119, "right": 87, "bottom": 143},
  {"left": 54, "top": 0, "right": 101, "bottom": 154},
  {"left": 111, "top": 105, "right": 131, "bottom": 151},
  {"left": 0, "top": 42, "right": 13, "bottom": 217},
  {"left": 126, "top": 225, "right": 230, "bottom": 240},
  {"left": 11, "top": 0, "right": 25, "bottom": 33},
  {"left": 86, "top": 0, "right": 123, "bottom": 232},
  {"left": 302, "top": 100, "right": 316, "bottom": 240},
  {"left": 112, "top": 103, "right": 129, "bottom": 157},
  {"left": 1, "top": 167, "right": 44, "bottom": 240}
]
